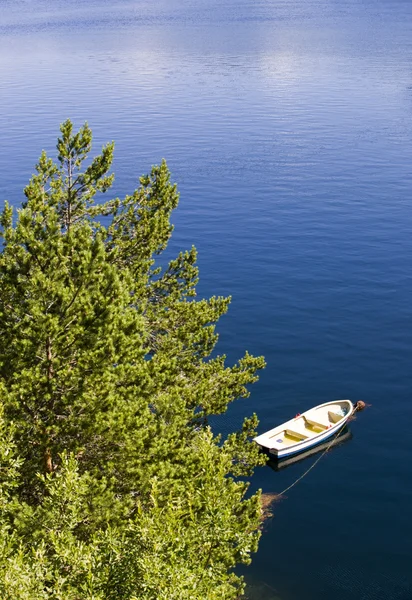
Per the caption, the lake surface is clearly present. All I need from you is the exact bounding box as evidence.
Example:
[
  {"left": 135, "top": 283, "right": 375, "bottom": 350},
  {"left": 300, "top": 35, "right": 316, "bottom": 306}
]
[{"left": 1, "top": 1, "right": 412, "bottom": 598}]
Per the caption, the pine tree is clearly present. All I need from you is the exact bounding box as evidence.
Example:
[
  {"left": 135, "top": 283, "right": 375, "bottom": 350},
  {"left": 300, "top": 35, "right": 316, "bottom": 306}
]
[{"left": 0, "top": 121, "right": 266, "bottom": 598}]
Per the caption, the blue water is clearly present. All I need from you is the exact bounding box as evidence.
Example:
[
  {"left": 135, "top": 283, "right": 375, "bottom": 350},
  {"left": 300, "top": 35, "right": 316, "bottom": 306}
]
[{"left": 1, "top": 1, "right": 412, "bottom": 598}]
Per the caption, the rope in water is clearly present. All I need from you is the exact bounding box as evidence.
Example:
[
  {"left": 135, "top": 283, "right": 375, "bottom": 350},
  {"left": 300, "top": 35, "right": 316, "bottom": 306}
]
[{"left": 276, "top": 401, "right": 366, "bottom": 498}]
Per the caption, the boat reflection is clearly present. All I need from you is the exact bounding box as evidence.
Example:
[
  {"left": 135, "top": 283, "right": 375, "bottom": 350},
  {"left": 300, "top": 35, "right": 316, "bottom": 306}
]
[{"left": 267, "top": 427, "right": 353, "bottom": 471}]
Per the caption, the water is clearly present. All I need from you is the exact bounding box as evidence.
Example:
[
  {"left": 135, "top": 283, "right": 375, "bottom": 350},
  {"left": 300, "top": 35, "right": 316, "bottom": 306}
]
[{"left": 1, "top": 1, "right": 412, "bottom": 598}]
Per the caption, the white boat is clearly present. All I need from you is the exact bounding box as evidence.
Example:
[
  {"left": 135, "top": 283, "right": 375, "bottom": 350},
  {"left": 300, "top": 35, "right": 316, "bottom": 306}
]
[
  {"left": 269, "top": 429, "right": 353, "bottom": 470},
  {"left": 254, "top": 399, "right": 355, "bottom": 459}
]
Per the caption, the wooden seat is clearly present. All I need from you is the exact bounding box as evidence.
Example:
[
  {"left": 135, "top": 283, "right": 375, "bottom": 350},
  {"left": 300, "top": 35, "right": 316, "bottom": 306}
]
[
  {"left": 285, "top": 429, "right": 308, "bottom": 441},
  {"left": 328, "top": 411, "right": 343, "bottom": 424},
  {"left": 304, "top": 417, "right": 329, "bottom": 431}
]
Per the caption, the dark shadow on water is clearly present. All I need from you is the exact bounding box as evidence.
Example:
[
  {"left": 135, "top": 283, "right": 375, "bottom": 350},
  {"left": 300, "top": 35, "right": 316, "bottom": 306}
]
[{"left": 244, "top": 580, "right": 284, "bottom": 600}]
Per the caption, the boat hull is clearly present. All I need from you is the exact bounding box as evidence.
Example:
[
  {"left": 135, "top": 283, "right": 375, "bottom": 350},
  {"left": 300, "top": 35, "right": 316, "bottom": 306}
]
[
  {"left": 269, "top": 428, "right": 352, "bottom": 470},
  {"left": 254, "top": 399, "right": 354, "bottom": 459},
  {"left": 270, "top": 419, "right": 348, "bottom": 458}
]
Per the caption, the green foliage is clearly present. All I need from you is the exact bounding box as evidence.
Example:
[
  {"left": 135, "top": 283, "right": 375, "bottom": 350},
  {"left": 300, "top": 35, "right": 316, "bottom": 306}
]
[{"left": 0, "top": 121, "right": 266, "bottom": 598}]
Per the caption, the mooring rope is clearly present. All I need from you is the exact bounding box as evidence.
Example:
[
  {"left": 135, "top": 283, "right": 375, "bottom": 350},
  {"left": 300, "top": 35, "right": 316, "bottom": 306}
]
[{"left": 276, "top": 401, "right": 365, "bottom": 498}]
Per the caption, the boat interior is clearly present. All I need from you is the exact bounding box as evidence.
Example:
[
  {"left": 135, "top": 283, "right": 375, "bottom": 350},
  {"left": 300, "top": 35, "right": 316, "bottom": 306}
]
[{"left": 267, "top": 403, "right": 349, "bottom": 448}]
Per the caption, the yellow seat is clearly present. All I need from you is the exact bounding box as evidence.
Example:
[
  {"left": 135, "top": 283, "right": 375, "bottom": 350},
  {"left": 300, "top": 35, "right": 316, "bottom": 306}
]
[
  {"left": 285, "top": 429, "right": 308, "bottom": 441},
  {"left": 304, "top": 417, "right": 329, "bottom": 431},
  {"left": 328, "top": 411, "right": 343, "bottom": 424}
]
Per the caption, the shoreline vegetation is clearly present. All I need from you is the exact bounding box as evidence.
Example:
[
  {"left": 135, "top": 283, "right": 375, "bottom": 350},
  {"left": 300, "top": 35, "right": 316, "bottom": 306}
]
[
  {"left": 260, "top": 492, "right": 279, "bottom": 522},
  {"left": 0, "top": 121, "right": 267, "bottom": 599}
]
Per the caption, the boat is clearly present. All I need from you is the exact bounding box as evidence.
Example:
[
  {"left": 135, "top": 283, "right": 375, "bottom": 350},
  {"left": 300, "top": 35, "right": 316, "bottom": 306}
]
[
  {"left": 268, "top": 427, "right": 353, "bottom": 470},
  {"left": 254, "top": 399, "right": 355, "bottom": 459}
]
